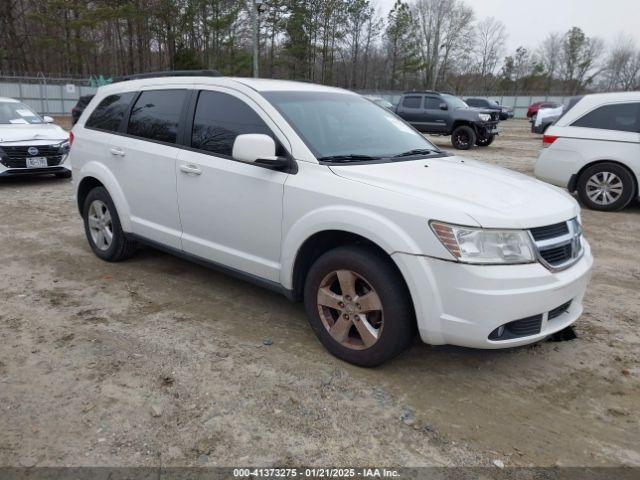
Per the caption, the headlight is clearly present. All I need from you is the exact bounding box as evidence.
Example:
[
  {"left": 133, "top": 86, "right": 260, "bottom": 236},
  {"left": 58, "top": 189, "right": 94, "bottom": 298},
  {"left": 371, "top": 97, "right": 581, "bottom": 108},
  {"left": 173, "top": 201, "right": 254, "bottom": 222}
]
[
  {"left": 58, "top": 140, "right": 70, "bottom": 154},
  {"left": 478, "top": 113, "right": 491, "bottom": 122},
  {"left": 430, "top": 221, "right": 536, "bottom": 265}
]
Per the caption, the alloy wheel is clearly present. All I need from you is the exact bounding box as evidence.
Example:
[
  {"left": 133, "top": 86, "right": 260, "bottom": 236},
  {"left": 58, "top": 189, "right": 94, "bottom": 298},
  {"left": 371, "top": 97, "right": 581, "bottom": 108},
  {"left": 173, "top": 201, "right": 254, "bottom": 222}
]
[
  {"left": 87, "top": 200, "right": 113, "bottom": 251},
  {"left": 586, "top": 171, "right": 624, "bottom": 206},
  {"left": 316, "top": 269, "right": 384, "bottom": 350}
]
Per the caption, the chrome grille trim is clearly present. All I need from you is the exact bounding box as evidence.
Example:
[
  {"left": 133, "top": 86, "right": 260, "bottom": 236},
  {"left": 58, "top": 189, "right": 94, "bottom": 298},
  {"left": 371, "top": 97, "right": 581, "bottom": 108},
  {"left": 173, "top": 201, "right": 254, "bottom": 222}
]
[{"left": 529, "top": 218, "right": 583, "bottom": 272}]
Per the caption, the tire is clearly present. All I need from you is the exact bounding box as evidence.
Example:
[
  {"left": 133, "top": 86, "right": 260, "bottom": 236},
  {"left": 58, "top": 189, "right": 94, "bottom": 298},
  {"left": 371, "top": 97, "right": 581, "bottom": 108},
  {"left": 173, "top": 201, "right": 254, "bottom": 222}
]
[
  {"left": 82, "top": 186, "right": 137, "bottom": 261},
  {"left": 303, "top": 246, "right": 414, "bottom": 367},
  {"left": 55, "top": 170, "right": 72, "bottom": 179},
  {"left": 475, "top": 135, "right": 494, "bottom": 147},
  {"left": 451, "top": 125, "right": 476, "bottom": 150},
  {"left": 576, "top": 162, "right": 636, "bottom": 211}
]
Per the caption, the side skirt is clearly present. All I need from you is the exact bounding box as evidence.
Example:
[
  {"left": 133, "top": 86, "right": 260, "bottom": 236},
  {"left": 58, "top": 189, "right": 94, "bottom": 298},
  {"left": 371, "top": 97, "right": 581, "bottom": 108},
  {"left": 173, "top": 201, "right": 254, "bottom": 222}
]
[{"left": 127, "top": 233, "right": 296, "bottom": 301}]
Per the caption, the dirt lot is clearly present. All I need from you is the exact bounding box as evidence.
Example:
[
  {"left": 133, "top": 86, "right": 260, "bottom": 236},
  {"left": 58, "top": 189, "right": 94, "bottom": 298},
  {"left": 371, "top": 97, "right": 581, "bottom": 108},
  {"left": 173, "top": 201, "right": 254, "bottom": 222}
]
[{"left": 0, "top": 120, "right": 638, "bottom": 468}]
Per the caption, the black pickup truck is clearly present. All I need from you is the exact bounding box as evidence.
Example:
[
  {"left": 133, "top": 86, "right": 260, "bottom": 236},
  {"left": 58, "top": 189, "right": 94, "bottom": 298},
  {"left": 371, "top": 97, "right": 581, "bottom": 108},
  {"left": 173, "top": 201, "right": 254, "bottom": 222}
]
[{"left": 395, "top": 91, "right": 500, "bottom": 149}]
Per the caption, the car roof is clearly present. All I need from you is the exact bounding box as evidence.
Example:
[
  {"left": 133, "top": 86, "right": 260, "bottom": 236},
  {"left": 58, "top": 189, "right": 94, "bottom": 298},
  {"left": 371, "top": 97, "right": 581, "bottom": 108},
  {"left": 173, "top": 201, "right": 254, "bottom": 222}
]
[
  {"left": 95, "top": 76, "right": 349, "bottom": 96},
  {"left": 0, "top": 97, "right": 21, "bottom": 103},
  {"left": 556, "top": 91, "right": 640, "bottom": 126}
]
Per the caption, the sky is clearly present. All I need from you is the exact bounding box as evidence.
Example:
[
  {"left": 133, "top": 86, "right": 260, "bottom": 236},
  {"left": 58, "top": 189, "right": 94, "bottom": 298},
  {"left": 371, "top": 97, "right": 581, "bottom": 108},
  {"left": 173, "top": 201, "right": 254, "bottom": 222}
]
[{"left": 373, "top": 0, "right": 640, "bottom": 53}]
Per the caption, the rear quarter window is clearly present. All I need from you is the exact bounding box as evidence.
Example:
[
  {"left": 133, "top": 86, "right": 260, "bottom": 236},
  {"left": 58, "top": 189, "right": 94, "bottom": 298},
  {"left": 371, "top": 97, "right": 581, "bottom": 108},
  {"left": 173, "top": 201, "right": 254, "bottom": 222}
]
[
  {"left": 572, "top": 103, "right": 640, "bottom": 133},
  {"left": 85, "top": 92, "right": 136, "bottom": 132}
]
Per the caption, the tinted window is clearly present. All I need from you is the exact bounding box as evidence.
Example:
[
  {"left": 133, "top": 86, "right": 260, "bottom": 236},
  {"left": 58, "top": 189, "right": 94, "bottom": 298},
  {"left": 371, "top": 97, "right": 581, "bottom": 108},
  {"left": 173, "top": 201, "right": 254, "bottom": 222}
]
[
  {"left": 424, "top": 97, "right": 442, "bottom": 109},
  {"left": 402, "top": 96, "right": 422, "bottom": 108},
  {"left": 191, "top": 91, "right": 273, "bottom": 157},
  {"left": 572, "top": 103, "right": 639, "bottom": 133},
  {"left": 127, "top": 90, "right": 187, "bottom": 143},
  {"left": 86, "top": 93, "right": 135, "bottom": 131},
  {"left": 466, "top": 98, "right": 482, "bottom": 107}
]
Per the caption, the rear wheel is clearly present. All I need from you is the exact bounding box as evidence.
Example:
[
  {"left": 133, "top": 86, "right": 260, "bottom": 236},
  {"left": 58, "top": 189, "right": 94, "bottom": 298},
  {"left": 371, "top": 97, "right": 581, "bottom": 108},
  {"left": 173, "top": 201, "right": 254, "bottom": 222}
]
[
  {"left": 476, "top": 134, "right": 494, "bottom": 147},
  {"left": 303, "top": 246, "right": 414, "bottom": 367},
  {"left": 83, "top": 187, "right": 137, "bottom": 261},
  {"left": 577, "top": 162, "right": 635, "bottom": 211},
  {"left": 451, "top": 125, "right": 476, "bottom": 150}
]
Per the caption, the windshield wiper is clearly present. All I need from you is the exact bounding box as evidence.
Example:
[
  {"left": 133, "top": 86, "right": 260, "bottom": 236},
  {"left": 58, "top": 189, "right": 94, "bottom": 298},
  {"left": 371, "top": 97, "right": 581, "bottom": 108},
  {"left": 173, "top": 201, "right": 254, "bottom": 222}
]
[
  {"left": 392, "top": 148, "right": 437, "bottom": 158},
  {"left": 318, "top": 154, "right": 381, "bottom": 163}
]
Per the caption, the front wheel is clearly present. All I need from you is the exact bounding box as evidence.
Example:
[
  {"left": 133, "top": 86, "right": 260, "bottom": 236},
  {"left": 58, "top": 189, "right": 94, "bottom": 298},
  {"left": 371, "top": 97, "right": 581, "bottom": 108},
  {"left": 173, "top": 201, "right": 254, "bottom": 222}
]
[
  {"left": 83, "top": 186, "right": 137, "bottom": 261},
  {"left": 451, "top": 125, "right": 476, "bottom": 150},
  {"left": 303, "top": 246, "right": 415, "bottom": 367},
  {"left": 576, "top": 163, "right": 635, "bottom": 211},
  {"left": 476, "top": 135, "right": 495, "bottom": 147}
]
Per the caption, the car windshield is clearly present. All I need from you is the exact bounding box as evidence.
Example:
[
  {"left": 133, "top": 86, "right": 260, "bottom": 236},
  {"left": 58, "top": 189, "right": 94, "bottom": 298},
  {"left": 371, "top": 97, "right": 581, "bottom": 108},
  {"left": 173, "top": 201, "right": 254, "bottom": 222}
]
[
  {"left": 441, "top": 94, "right": 468, "bottom": 109},
  {"left": 0, "top": 101, "right": 43, "bottom": 124},
  {"left": 263, "top": 91, "right": 437, "bottom": 160}
]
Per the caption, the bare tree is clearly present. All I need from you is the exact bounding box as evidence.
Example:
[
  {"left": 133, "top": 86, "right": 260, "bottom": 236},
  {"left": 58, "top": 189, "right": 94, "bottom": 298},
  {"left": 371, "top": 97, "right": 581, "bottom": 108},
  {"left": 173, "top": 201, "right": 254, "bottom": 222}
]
[
  {"left": 475, "top": 17, "right": 506, "bottom": 90},
  {"left": 603, "top": 34, "right": 640, "bottom": 91},
  {"left": 538, "top": 32, "right": 562, "bottom": 93}
]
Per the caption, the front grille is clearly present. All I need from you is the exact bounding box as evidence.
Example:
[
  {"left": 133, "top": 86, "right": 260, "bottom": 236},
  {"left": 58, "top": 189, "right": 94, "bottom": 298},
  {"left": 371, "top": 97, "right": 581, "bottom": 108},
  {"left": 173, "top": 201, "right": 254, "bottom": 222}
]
[
  {"left": 548, "top": 301, "right": 572, "bottom": 320},
  {"left": 540, "top": 244, "right": 572, "bottom": 266},
  {"left": 529, "top": 218, "right": 582, "bottom": 271},
  {"left": 0, "top": 144, "right": 64, "bottom": 169},
  {"left": 530, "top": 222, "right": 569, "bottom": 241}
]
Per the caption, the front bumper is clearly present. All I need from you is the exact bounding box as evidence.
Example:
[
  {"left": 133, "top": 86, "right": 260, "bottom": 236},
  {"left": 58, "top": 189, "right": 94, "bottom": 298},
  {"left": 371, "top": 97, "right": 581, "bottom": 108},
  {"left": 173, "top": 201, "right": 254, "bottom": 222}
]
[
  {"left": 392, "top": 240, "right": 593, "bottom": 349},
  {"left": 0, "top": 156, "right": 71, "bottom": 177}
]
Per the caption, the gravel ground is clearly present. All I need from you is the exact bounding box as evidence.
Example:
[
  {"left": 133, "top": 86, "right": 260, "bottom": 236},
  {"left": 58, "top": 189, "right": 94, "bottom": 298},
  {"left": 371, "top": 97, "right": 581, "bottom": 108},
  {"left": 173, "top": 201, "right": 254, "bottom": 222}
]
[{"left": 0, "top": 120, "right": 638, "bottom": 468}]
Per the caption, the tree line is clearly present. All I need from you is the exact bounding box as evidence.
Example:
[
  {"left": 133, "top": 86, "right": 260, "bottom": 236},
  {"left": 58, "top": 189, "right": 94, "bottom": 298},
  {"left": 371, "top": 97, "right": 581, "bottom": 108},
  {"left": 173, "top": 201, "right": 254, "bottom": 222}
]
[{"left": 1, "top": 0, "right": 639, "bottom": 95}]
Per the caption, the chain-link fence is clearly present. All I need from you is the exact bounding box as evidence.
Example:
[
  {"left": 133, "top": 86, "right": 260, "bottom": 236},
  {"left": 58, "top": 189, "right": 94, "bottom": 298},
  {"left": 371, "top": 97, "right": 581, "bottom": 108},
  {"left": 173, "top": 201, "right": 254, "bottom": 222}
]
[
  {"left": 0, "top": 74, "right": 97, "bottom": 116},
  {"left": 0, "top": 74, "right": 572, "bottom": 119}
]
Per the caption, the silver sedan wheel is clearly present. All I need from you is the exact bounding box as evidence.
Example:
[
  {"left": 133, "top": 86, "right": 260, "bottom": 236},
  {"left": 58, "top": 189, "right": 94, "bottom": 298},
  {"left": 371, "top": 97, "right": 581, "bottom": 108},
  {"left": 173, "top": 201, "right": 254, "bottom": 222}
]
[
  {"left": 316, "top": 270, "right": 384, "bottom": 350},
  {"left": 88, "top": 200, "right": 113, "bottom": 251},
  {"left": 586, "top": 171, "right": 624, "bottom": 206}
]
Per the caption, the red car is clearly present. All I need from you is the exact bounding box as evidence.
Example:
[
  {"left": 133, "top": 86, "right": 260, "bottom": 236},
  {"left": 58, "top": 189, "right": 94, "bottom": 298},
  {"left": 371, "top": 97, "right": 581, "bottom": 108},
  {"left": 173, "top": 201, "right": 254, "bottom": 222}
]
[{"left": 527, "top": 101, "right": 561, "bottom": 118}]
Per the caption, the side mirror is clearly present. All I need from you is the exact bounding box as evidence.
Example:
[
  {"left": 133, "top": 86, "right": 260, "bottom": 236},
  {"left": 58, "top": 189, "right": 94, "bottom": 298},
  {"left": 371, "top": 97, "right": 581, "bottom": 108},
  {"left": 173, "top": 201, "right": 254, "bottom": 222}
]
[
  {"left": 232, "top": 134, "right": 289, "bottom": 170},
  {"left": 43, "top": 115, "right": 54, "bottom": 123},
  {"left": 439, "top": 103, "right": 448, "bottom": 111}
]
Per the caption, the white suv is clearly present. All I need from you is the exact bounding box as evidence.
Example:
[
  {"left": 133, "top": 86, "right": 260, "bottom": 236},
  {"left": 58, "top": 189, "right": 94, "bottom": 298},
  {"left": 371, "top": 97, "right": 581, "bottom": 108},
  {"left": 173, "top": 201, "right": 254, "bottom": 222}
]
[
  {"left": 535, "top": 92, "right": 640, "bottom": 211},
  {"left": 70, "top": 74, "right": 593, "bottom": 366}
]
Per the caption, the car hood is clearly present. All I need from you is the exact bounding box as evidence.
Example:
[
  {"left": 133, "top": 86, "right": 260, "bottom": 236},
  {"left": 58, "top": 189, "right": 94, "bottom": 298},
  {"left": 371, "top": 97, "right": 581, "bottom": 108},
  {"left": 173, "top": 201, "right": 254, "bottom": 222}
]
[
  {"left": 0, "top": 123, "right": 67, "bottom": 144},
  {"left": 329, "top": 156, "right": 579, "bottom": 229}
]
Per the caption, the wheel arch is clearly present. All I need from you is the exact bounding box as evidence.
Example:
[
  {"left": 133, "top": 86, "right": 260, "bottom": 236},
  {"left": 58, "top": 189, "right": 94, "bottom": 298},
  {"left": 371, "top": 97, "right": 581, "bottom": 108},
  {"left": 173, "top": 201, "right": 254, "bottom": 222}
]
[
  {"left": 75, "top": 163, "right": 132, "bottom": 231},
  {"left": 574, "top": 159, "right": 638, "bottom": 197}
]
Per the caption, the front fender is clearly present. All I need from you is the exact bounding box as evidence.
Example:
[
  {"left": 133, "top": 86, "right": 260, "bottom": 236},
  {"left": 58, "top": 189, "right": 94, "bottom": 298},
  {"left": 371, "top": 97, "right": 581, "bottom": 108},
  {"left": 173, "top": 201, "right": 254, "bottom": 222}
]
[
  {"left": 279, "top": 205, "right": 422, "bottom": 289},
  {"left": 76, "top": 161, "right": 132, "bottom": 232}
]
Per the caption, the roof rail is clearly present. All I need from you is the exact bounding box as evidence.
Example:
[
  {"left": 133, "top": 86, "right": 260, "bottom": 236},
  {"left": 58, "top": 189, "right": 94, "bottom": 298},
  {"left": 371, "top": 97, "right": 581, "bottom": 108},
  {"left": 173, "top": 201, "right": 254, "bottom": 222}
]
[
  {"left": 113, "top": 70, "right": 222, "bottom": 82},
  {"left": 402, "top": 90, "right": 440, "bottom": 95}
]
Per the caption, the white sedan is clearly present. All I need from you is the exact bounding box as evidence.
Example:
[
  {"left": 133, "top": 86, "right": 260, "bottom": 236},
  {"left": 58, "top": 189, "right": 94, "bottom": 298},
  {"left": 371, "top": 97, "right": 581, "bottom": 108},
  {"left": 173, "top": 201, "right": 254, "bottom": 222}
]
[{"left": 0, "top": 97, "right": 71, "bottom": 178}]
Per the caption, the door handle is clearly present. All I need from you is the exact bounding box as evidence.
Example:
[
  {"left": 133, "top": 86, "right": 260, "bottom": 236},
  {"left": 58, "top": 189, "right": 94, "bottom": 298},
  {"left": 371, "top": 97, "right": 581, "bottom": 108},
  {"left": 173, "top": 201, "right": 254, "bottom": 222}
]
[
  {"left": 109, "top": 147, "right": 126, "bottom": 157},
  {"left": 179, "top": 164, "right": 202, "bottom": 175}
]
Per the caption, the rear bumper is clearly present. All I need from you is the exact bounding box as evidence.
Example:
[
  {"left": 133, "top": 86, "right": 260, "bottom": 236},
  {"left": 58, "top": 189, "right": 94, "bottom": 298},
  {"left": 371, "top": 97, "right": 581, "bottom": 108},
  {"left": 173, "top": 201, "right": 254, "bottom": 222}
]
[
  {"left": 534, "top": 148, "right": 582, "bottom": 188},
  {"left": 392, "top": 240, "right": 593, "bottom": 349}
]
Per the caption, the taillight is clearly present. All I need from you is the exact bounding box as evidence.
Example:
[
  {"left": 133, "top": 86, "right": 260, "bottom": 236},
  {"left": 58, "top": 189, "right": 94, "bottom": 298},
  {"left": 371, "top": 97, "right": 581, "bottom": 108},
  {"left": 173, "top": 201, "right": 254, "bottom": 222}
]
[
  {"left": 542, "top": 135, "right": 557, "bottom": 147},
  {"left": 69, "top": 131, "right": 74, "bottom": 146}
]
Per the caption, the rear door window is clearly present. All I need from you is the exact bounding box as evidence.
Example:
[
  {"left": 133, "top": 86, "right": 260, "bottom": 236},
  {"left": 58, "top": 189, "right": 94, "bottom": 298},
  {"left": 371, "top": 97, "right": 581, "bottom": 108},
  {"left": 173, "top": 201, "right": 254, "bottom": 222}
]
[
  {"left": 191, "top": 90, "right": 275, "bottom": 157},
  {"left": 572, "top": 103, "right": 640, "bottom": 133},
  {"left": 127, "top": 89, "right": 188, "bottom": 143},
  {"left": 85, "top": 93, "right": 136, "bottom": 132},
  {"left": 402, "top": 96, "right": 422, "bottom": 109}
]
